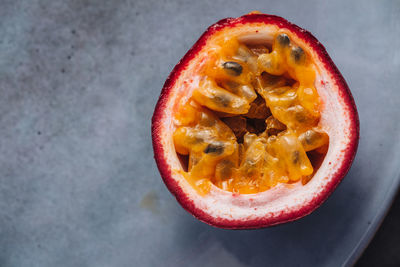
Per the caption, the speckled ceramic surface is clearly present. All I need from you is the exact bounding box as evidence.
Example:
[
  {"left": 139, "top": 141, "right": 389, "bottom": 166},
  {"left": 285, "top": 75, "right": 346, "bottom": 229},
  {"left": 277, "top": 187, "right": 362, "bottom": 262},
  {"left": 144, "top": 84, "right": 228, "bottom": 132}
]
[{"left": 0, "top": 0, "right": 399, "bottom": 266}]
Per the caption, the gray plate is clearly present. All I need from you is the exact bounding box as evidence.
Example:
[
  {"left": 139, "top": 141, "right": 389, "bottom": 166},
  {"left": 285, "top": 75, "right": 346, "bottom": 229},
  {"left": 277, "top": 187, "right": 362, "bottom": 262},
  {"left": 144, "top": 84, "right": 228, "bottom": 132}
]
[{"left": 0, "top": 0, "right": 399, "bottom": 266}]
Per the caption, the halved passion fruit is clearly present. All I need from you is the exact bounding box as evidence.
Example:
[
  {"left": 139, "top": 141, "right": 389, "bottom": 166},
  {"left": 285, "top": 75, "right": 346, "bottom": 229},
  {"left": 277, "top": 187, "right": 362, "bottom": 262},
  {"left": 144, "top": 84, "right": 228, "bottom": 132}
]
[{"left": 152, "top": 13, "right": 359, "bottom": 229}]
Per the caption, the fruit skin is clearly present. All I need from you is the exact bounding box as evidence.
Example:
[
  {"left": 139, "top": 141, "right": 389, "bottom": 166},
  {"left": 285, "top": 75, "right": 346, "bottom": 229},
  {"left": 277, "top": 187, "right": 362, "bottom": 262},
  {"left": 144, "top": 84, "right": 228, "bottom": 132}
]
[{"left": 152, "top": 13, "right": 359, "bottom": 229}]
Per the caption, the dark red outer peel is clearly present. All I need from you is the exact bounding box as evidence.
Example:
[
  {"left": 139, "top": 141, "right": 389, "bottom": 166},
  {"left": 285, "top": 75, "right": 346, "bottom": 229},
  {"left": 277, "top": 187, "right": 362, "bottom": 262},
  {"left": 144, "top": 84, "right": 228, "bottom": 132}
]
[{"left": 151, "top": 13, "right": 360, "bottom": 229}]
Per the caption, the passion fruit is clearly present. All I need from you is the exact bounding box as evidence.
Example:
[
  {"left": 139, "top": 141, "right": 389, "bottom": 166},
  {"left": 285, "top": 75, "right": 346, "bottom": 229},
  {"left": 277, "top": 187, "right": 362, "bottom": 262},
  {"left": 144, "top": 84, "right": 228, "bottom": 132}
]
[{"left": 152, "top": 13, "right": 359, "bottom": 229}]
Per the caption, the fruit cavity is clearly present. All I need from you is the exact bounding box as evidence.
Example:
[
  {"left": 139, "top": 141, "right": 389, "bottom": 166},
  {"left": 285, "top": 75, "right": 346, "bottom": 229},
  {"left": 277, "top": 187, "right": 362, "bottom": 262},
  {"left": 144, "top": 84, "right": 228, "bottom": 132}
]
[{"left": 173, "top": 32, "right": 329, "bottom": 195}]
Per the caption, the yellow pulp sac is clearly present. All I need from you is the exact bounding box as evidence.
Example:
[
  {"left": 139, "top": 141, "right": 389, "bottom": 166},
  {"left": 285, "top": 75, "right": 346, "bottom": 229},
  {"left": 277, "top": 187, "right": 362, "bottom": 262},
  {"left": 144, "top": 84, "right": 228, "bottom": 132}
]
[{"left": 173, "top": 32, "right": 329, "bottom": 195}]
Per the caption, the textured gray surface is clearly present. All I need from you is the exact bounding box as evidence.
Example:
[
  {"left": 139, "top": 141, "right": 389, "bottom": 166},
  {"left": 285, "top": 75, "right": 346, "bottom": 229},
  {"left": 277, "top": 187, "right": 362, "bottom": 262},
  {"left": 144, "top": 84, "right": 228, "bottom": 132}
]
[{"left": 0, "top": 0, "right": 399, "bottom": 266}]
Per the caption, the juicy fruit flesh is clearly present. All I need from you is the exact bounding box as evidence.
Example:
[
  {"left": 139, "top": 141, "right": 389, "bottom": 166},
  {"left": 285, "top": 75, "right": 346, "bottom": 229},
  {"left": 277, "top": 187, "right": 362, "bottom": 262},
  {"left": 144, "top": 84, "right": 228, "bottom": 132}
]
[{"left": 173, "top": 32, "right": 329, "bottom": 195}]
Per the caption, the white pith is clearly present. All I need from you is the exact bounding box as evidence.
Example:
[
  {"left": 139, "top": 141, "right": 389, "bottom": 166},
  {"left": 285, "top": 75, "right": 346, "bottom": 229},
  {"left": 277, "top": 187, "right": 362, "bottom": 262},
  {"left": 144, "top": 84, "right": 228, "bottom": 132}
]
[{"left": 159, "top": 24, "right": 353, "bottom": 221}]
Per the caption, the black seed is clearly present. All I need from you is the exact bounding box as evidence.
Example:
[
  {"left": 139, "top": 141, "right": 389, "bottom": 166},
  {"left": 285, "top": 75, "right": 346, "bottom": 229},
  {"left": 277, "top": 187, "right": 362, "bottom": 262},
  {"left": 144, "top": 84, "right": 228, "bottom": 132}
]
[
  {"left": 222, "top": 61, "right": 243, "bottom": 76},
  {"left": 204, "top": 143, "right": 224, "bottom": 155},
  {"left": 222, "top": 80, "right": 240, "bottom": 93},
  {"left": 277, "top": 34, "right": 290, "bottom": 47},
  {"left": 304, "top": 130, "right": 315, "bottom": 145},
  {"left": 292, "top": 150, "right": 300, "bottom": 164},
  {"left": 295, "top": 110, "right": 306, "bottom": 122},
  {"left": 291, "top": 46, "right": 305, "bottom": 64},
  {"left": 213, "top": 95, "right": 230, "bottom": 107}
]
